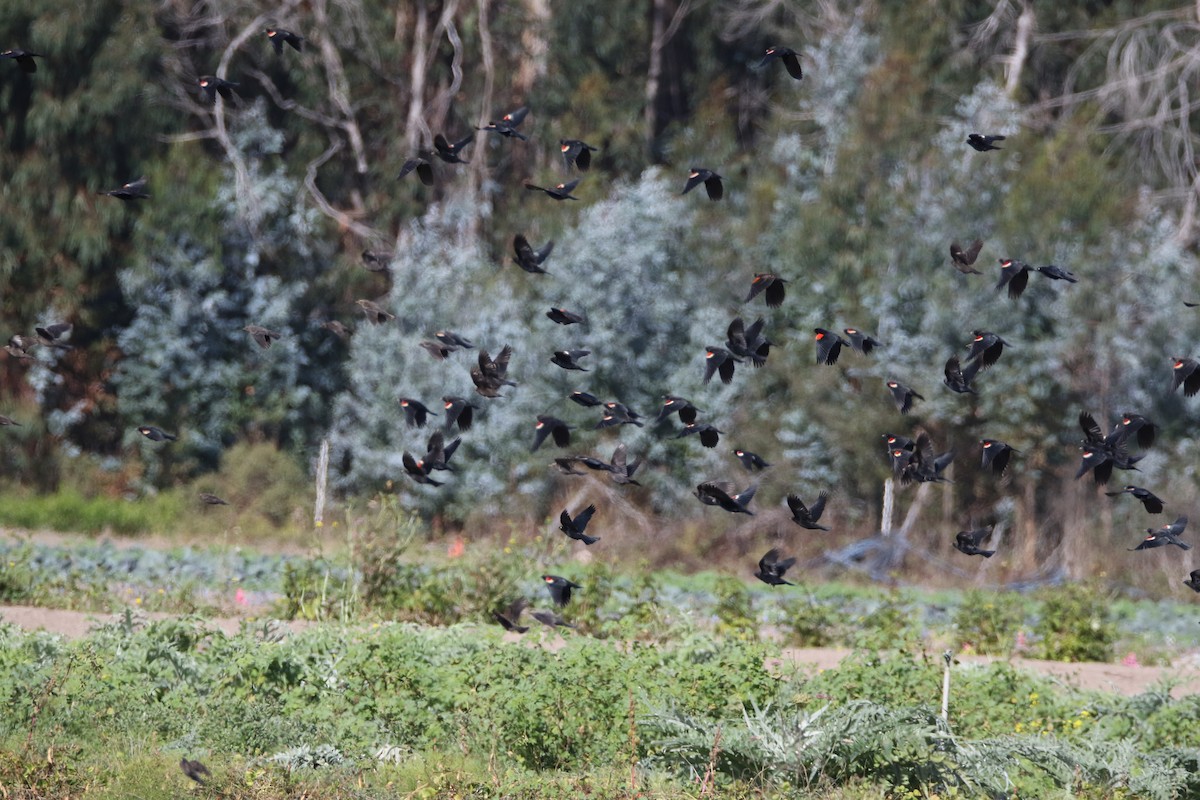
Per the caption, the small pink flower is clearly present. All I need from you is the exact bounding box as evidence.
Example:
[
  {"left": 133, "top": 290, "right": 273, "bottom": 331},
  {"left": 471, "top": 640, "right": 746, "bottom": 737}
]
[
  {"left": 1015, "top": 630, "right": 1028, "bottom": 650},
  {"left": 1121, "top": 652, "right": 1139, "bottom": 668},
  {"left": 448, "top": 537, "right": 465, "bottom": 558},
  {"left": 235, "top": 587, "right": 248, "bottom": 606}
]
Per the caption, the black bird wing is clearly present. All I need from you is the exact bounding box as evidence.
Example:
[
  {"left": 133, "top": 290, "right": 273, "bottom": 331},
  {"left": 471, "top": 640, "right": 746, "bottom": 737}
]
[
  {"left": 573, "top": 504, "right": 596, "bottom": 532},
  {"left": 950, "top": 239, "right": 983, "bottom": 266},
  {"left": 1079, "top": 411, "right": 1105, "bottom": 445},
  {"left": 682, "top": 169, "right": 709, "bottom": 195},
  {"left": 703, "top": 173, "right": 724, "bottom": 200}
]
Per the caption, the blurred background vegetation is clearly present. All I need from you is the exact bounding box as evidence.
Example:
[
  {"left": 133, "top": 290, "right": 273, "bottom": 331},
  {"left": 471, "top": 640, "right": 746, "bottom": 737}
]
[{"left": 2, "top": 0, "right": 1200, "bottom": 590}]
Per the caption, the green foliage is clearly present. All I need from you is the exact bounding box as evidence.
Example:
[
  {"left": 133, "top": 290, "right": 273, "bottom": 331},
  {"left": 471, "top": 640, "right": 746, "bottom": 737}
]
[
  {"left": 0, "top": 489, "right": 183, "bottom": 535},
  {"left": 953, "top": 589, "right": 1026, "bottom": 655},
  {"left": 1034, "top": 583, "right": 1117, "bottom": 663}
]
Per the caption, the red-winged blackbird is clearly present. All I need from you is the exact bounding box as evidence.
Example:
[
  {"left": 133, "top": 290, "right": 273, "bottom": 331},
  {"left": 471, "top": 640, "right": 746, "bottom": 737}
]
[
  {"left": 658, "top": 395, "right": 700, "bottom": 424},
  {"left": 1171, "top": 358, "right": 1200, "bottom": 396},
  {"left": 754, "top": 548, "right": 796, "bottom": 586},
  {"left": 35, "top": 323, "right": 72, "bottom": 349},
  {"left": 943, "top": 355, "right": 980, "bottom": 394},
  {"left": 435, "top": 330, "right": 474, "bottom": 349},
  {"left": 1185, "top": 570, "right": 1200, "bottom": 592},
  {"left": 1105, "top": 485, "right": 1164, "bottom": 514},
  {"left": 419, "top": 340, "right": 457, "bottom": 360},
  {"left": 1, "top": 49, "right": 42, "bottom": 73},
  {"left": 198, "top": 75, "right": 238, "bottom": 101},
  {"left": 676, "top": 423, "right": 722, "bottom": 448},
  {"left": 843, "top": 328, "right": 882, "bottom": 355},
  {"left": 954, "top": 528, "right": 995, "bottom": 557},
  {"left": 980, "top": 439, "right": 1017, "bottom": 476},
  {"left": 0, "top": 415, "right": 21, "bottom": 427},
  {"left": 524, "top": 179, "right": 580, "bottom": 200},
  {"left": 885, "top": 380, "right": 924, "bottom": 414},
  {"left": 471, "top": 346, "right": 515, "bottom": 398},
  {"left": 703, "top": 346, "right": 741, "bottom": 384},
  {"left": 433, "top": 133, "right": 474, "bottom": 164},
  {"left": 101, "top": 177, "right": 149, "bottom": 200},
  {"left": 442, "top": 396, "right": 478, "bottom": 431},
  {"left": 356, "top": 299, "right": 394, "bottom": 324},
  {"left": 180, "top": 757, "right": 211, "bottom": 785},
  {"left": 607, "top": 443, "right": 642, "bottom": 485},
  {"left": 756, "top": 47, "right": 803, "bottom": 80},
  {"left": 402, "top": 450, "right": 443, "bottom": 486},
  {"left": 559, "top": 139, "right": 597, "bottom": 171},
  {"left": 949, "top": 239, "right": 984, "bottom": 274},
  {"left": 1117, "top": 413, "right": 1157, "bottom": 449},
  {"left": 531, "top": 610, "right": 576, "bottom": 628},
  {"left": 1077, "top": 411, "right": 1143, "bottom": 484},
  {"left": 398, "top": 397, "right": 436, "bottom": 428},
  {"left": 694, "top": 482, "right": 756, "bottom": 514},
  {"left": 137, "top": 426, "right": 176, "bottom": 442},
  {"left": 513, "top": 234, "right": 554, "bottom": 273},
  {"left": 559, "top": 504, "right": 599, "bottom": 545},
  {"left": 883, "top": 432, "right": 915, "bottom": 453},
  {"left": 726, "top": 317, "right": 772, "bottom": 367},
  {"left": 967, "top": 133, "right": 1005, "bottom": 151},
  {"left": 1075, "top": 445, "right": 1116, "bottom": 485},
  {"left": 965, "top": 331, "right": 1009, "bottom": 370},
  {"left": 422, "top": 430, "right": 460, "bottom": 472},
  {"left": 995, "top": 259, "right": 1031, "bottom": 299},
  {"left": 532, "top": 415, "right": 572, "bottom": 452},
  {"left": 551, "top": 349, "right": 589, "bottom": 371},
  {"left": 569, "top": 391, "right": 602, "bottom": 408},
  {"left": 745, "top": 273, "right": 786, "bottom": 307},
  {"left": 478, "top": 106, "right": 529, "bottom": 140},
  {"left": 542, "top": 574, "right": 581, "bottom": 607},
  {"left": 898, "top": 433, "right": 954, "bottom": 484},
  {"left": 265, "top": 28, "right": 303, "bottom": 53},
  {"left": 1035, "top": 264, "right": 1077, "bottom": 282},
  {"left": 200, "top": 493, "right": 228, "bottom": 506},
  {"left": 596, "top": 401, "right": 644, "bottom": 429},
  {"left": 733, "top": 448, "right": 770, "bottom": 471},
  {"left": 1130, "top": 515, "right": 1189, "bottom": 550},
  {"left": 814, "top": 329, "right": 848, "bottom": 365},
  {"left": 547, "top": 307, "right": 585, "bottom": 325},
  {"left": 682, "top": 168, "right": 723, "bottom": 200},
  {"left": 493, "top": 597, "right": 529, "bottom": 633},
  {"left": 243, "top": 325, "right": 282, "bottom": 349},
  {"left": 787, "top": 491, "right": 830, "bottom": 531},
  {"left": 398, "top": 157, "right": 434, "bottom": 185}
]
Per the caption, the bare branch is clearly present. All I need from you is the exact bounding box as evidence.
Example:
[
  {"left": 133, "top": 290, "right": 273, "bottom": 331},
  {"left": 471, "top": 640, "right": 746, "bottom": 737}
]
[{"left": 304, "top": 139, "right": 380, "bottom": 242}]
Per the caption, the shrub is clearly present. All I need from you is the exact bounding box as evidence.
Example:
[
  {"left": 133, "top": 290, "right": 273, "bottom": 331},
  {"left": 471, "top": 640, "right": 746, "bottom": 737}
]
[
  {"left": 953, "top": 589, "right": 1025, "bottom": 655},
  {"left": 1034, "top": 583, "right": 1116, "bottom": 663}
]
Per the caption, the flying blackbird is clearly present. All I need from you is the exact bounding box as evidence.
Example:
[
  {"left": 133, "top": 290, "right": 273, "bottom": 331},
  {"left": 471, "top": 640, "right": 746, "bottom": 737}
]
[
  {"left": 512, "top": 234, "right": 554, "bottom": 273},
  {"left": 402, "top": 451, "right": 443, "bottom": 486},
  {"left": 1116, "top": 413, "right": 1157, "bottom": 449},
  {"left": 434, "top": 330, "right": 474, "bottom": 349},
  {"left": 995, "top": 259, "right": 1031, "bottom": 299},
  {"left": 967, "top": 133, "right": 1005, "bottom": 151},
  {"left": 419, "top": 340, "right": 457, "bottom": 360},
  {"left": 1171, "top": 358, "right": 1200, "bottom": 397},
  {"left": 943, "top": 355, "right": 980, "bottom": 394},
  {"left": 954, "top": 528, "right": 995, "bottom": 557},
  {"left": 433, "top": 133, "right": 473, "bottom": 163},
  {"left": 0, "top": 415, "right": 21, "bottom": 427},
  {"left": 568, "top": 391, "right": 602, "bottom": 407},
  {"left": 682, "top": 168, "right": 723, "bottom": 200},
  {"left": 965, "top": 331, "right": 1009, "bottom": 370},
  {"left": 35, "top": 323, "right": 73, "bottom": 349},
  {"left": 746, "top": 273, "right": 786, "bottom": 307},
  {"left": 755, "top": 548, "right": 796, "bottom": 586},
  {"left": 1105, "top": 485, "right": 1164, "bottom": 513},
  {"left": 694, "top": 482, "right": 756, "bottom": 514},
  {"left": 397, "top": 157, "right": 434, "bottom": 185},
  {"left": 726, "top": 317, "right": 772, "bottom": 367},
  {"left": 885, "top": 380, "right": 924, "bottom": 414},
  {"left": 137, "top": 426, "right": 176, "bottom": 442},
  {"left": 575, "top": 454, "right": 615, "bottom": 473},
  {"left": 1, "top": 49, "right": 42, "bottom": 73},
  {"left": 551, "top": 349, "right": 589, "bottom": 371},
  {"left": 542, "top": 574, "right": 581, "bottom": 607},
  {"left": 101, "top": 177, "right": 149, "bottom": 200},
  {"left": 889, "top": 446, "right": 916, "bottom": 479},
  {"left": 1130, "top": 516, "right": 1189, "bottom": 550},
  {"left": 560, "top": 139, "right": 598, "bottom": 171},
  {"left": 243, "top": 325, "right": 282, "bottom": 349},
  {"left": 1075, "top": 445, "right": 1114, "bottom": 485},
  {"left": 493, "top": 597, "right": 529, "bottom": 633},
  {"left": 733, "top": 448, "right": 770, "bottom": 471},
  {"left": 607, "top": 443, "right": 642, "bottom": 485},
  {"left": 552, "top": 457, "right": 587, "bottom": 476},
  {"left": 532, "top": 415, "right": 572, "bottom": 451},
  {"left": 1079, "top": 411, "right": 1113, "bottom": 447},
  {"left": 547, "top": 307, "right": 585, "bottom": 325},
  {"left": 559, "top": 504, "right": 599, "bottom": 545},
  {"left": 949, "top": 239, "right": 984, "bottom": 274},
  {"left": 524, "top": 179, "right": 580, "bottom": 200},
  {"left": 531, "top": 610, "right": 576, "bottom": 628},
  {"left": 471, "top": 346, "right": 515, "bottom": 398},
  {"left": 356, "top": 299, "right": 395, "bottom": 324},
  {"left": 5, "top": 334, "right": 36, "bottom": 360},
  {"left": 787, "top": 491, "right": 830, "bottom": 530},
  {"left": 180, "top": 757, "right": 211, "bottom": 785},
  {"left": 199, "top": 493, "right": 228, "bottom": 506},
  {"left": 1035, "top": 264, "right": 1077, "bottom": 282},
  {"left": 658, "top": 395, "right": 699, "bottom": 424},
  {"left": 398, "top": 397, "right": 437, "bottom": 428},
  {"left": 980, "top": 439, "right": 1017, "bottom": 476},
  {"left": 266, "top": 27, "right": 304, "bottom": 53},
  {"left": 321, "top": 320, "right": 351, "bottom": 340},
  {"left": 596, "top": 401, "right": 644, "bottom": 428},
  {"left": 899, "top": 433, "right": 954, "bottom": 484},
  {"left": 478, "top": 106, "right": 529, "bottom": 139},
  {"left": 843, "top": 327, "right": 883, "bottom": 355},
  {"left": 442, "top": 396, "right": 478, "bottom": 431},
  {"left": 814, "top": 329, "right": 848, "bottom": 365},
  {"left": 676, "top": 423, "right": 722, "bottom": 448},
  {"left": 756, "top": 47, "right": 803, "bottom": 80},
  {"left": 883, "top": 432, "right": 915, "bottom": 452},
  {"left": 421, "top": 430, "right": 460, "bottom": 472},
  {"left": 703, "top": 346, "right": 741, "bottom": 384},
  {"left": 1185, "top": 570, "right": 1200, "bottom": 592},
  {"left": 198, "top": 75, "right": 239, "bottom": 101}
]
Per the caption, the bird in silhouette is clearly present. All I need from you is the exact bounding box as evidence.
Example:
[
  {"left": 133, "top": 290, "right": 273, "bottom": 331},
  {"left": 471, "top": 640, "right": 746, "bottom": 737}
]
[
  {"left": 398, "top": 397, "right": 436, "bottom": 428},
  {"left": 883, "top": 433, "right": 915, "bottom": 453},
  {"left": 814, "top": 329, "right": 848, "bottom": 365},
  {"left": 137, "top": 426, "right": 176, "bottom": 442},
  {"left": 546, "top": 307, "right": 585, "bottom": 325},
  {"left": 434, "top": 330, "right": 474, "bottom": 349},
  {"left": 694, "top": 482, "right": 756, "bottom": 514},
  {"left": 676, "top": 423, "right": 723, "bottom": 448},
  {"left": 265, "top": 27, "right": 304, "bottom": 53},
  {"left": 1115, "top": 413, "right": 1157, "bottom": 449},
  {"left": 954, "top": 528, "right": 995, "bottom": 557},
  {"left": 493, "top": 597, "right": 529, "bottom": 633},
  {"left": 421, "top": 431, "right": 460, "bottom": 472},
  {"left": 607, "top": 442, "right": 642, "bottom": 485},
  {"left": 179, "top": 757, "right": 211, "bottom": 785},
  {"left": 198, "top": 75, "right": 238, "bottom": 101},
  {"left": 532, "top": 415, "right": 572, "bottom": 451},
  {"left": 559, "top": 504, "right": 599, "bottom": 545},
  {"left": 442, "top": 396, "right": 478, "bottom": 431},
  {"left": 532, "top": 610, "right": 576, "bottom": 628},
  {"left": 965, "top": 331, "right": 1009, "bottom": 370},
  {"left": 568, "top": 391, "right": 602, "bottom": 408},
  {"left": 1035, "top": 264, "right": 1077, "bottom": 283},
  {"left": 401, "top": 451, "right": 443, "bottom": 486},
  {"left": 512, "top": 234, "right": 554, "bottom": 273},
  {"left": 898, "top": 433, "right": 954, "bottom": 484},
  {"left": 756, "top": 47, "right": 803, "bottom": 80},
  {"left": 101, "top": 177, "right": 149, "bottom": 200},
  {"left": 787, "top": 492, "right": 830, "bottom": 530},
  {"left": 682, "top": 168, "right": 723, "bottom": 200},
  {"left": 995, "top": 259, "right": 1031, "bottom": 299},
  {"left": 658, "top": 395, "right": 700, "bottom": 424},
  {"left": 478, "top": 106, "right": 529, "bottom": 139},
  {"left": 1185, "top": 571, "right": 1200, "bottom": 592},
  {"left": 733, "top": 448, "right": 770, "bottom": 471},
  {"left": 471, "top": 346, "right": 515, "bottom": 398},
  {"left": 745, "top": 273, "right": 786, "bottom": 307},
  {"left": 551, "top": 349, "right": 590, "bottom": 371},
  {"left": 243, "top": 325, "right": 282, "bottom": 349},
  {"left": 524, "top": 178, "right": 580, "bottom": 200},
  {"left": 843, "top": 328, "right": 883, "bottom": 355},
  {"left": 199, "top": 493, "right": 228, "bottom": 506},
  {"left": 943, "top": 356, "right": 980, "bottom": 394},
  {"left": 542, "top": 574, "right": 581, "bottom": 607},
  {"left": 967, "top": 134, "right": 1005, "bottom": 151},
  {"left": 1130, "top": 516, "right": 1189, "bottom": 550},
  {"left": 397, "top": 157, "right": 434, "bottom": 186},
  {"left": 1, "top": 49, "right": 42, "bottom": 73},
  {"left": 885, "top": 380, "right": 924, "bottom": 414},
  {"left": 433, "top": 133, "right": 474, "bottom": 163},
  {"left": 1105, "top": 485, "right": 1164, "bottom": 514},
  {"left": 726, "top": 317, "right": 772, "bottom": 367},
  {"left": 703, "top": 346, "right": 741, "bottom": 384},
  {"left": 980, "top": 439, "right": 1017, "bottom": 477},
  {"left": 356, "top": 299, "right": 394, "bottom": 324},
  {"left": 560, "top": 139, "right": 598, "bottom": 171},
  {"left": 754, "top": 548, "right": 796, "bottom": 586},
  {"left": 552, "top": 457, "right": 587, "bottom": 476},
  {"left": 419, "top": 340, "right": 457, "bottom": 360},
  {"left": 35, "top": 323, "right": 73, "bottom": 349},
  {"left": 949, "top": 239, "right": 984, "bottom": 274},
  {"left": 1172, "top": 358, "right": 1200, "bottom": 396},
  {"left": 596, "top": 401, "right": 644, "bottom": 429}
]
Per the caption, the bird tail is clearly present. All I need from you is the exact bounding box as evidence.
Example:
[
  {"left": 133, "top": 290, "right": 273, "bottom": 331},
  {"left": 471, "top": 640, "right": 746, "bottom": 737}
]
[{"left": 980, "top": 549, "right": 995, "bottom": 558}]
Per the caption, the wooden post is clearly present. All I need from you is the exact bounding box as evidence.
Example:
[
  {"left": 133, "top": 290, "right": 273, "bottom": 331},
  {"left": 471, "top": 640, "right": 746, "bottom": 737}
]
[
  {"left": 314, "top": 438, "right": 329, "bottom": 528},
  {"left": 881, "top": 478, "right": 895, "bottom": 535}
]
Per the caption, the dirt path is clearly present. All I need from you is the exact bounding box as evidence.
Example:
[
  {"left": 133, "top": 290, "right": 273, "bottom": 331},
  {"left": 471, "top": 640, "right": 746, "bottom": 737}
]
[{"left": 4, "top": 605, "right": 1199, "bottom": 697}]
